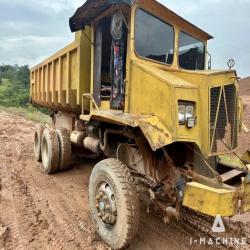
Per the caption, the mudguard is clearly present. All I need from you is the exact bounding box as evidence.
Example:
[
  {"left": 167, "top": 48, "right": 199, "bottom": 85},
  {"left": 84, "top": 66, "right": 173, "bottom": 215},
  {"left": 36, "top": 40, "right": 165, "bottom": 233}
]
[{"left": 80, "top": 112, "right": 173, "bottom": 151}]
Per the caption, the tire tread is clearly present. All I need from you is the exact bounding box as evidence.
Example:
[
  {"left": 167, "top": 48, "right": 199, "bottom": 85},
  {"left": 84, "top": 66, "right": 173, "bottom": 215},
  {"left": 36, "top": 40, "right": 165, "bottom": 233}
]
[
  {"left": 95, "top": 158, "right": 140, "bottom": 249},
  {"left": 56, "top": 128, "right": 72, "bottom": 171},
  {"left": 41, "top": 128, "right": 59, "bottom": 174}
]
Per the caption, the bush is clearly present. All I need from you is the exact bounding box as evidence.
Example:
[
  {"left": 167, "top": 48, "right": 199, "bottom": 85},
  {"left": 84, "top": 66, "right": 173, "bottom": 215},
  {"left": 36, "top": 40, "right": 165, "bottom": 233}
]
[
  {"left": 0, "top": 64, "right": 50, "bottom": 116},
  {"left": 0, "top": 78, "right": 29, "bottom": 106},
  {"left": 0, "top": 64, "right": 30, "bottom": 107},
  {"left": 0, "top": 64, "right": 29, "bottom": 88},
  {"left": 0, "top": 105, "right": 49, "bottom": 123}
]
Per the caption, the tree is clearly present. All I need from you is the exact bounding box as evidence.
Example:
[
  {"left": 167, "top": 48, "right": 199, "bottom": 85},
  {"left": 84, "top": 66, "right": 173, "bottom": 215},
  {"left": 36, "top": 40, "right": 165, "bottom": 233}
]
[
  {"left": 0, "top": 64, "right": 30, "bottom": 106},
  {"left": 18, "top": 65, "right": 30, "bottom": 88}
]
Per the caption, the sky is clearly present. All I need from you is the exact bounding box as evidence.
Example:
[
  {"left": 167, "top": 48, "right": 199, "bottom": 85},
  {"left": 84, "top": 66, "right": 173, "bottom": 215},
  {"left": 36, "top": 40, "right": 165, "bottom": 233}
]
[{"left": 0, "top": 0, "right": 249, "bottom": 77}]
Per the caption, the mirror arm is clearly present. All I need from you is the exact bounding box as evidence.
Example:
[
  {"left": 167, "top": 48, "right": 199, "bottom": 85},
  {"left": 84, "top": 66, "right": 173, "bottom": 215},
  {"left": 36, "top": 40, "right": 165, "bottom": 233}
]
[{"left": 206, "top": 51, "right": 212, "bottom": 70}]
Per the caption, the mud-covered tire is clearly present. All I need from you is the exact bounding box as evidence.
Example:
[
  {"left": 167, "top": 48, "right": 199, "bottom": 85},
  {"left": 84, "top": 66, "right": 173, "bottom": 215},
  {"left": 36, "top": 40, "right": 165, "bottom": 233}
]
[
  {"left": 56, "top": 128, "right": 72, "bottom": 171},
  {"left": 89, "top": 158, "right": 140, "bottom": 249},
  {"left": 34, "top": 124, "right": 45, "bottom": 161},
  {"left": 41, "top": 128, "right": 60, "bottom": 174}
]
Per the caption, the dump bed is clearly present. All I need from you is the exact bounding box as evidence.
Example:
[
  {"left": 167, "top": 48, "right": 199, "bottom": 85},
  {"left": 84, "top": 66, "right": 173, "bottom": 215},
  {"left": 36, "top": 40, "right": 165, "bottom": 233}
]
[{"left": 30, "top": 28, "right": 91, "bottom": 113}]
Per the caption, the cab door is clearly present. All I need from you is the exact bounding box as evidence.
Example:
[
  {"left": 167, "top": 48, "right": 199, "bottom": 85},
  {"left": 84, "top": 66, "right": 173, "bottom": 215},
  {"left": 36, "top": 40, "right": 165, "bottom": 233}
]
[{"left": 93, "top": 11, "right": 128, "bottom": 110}]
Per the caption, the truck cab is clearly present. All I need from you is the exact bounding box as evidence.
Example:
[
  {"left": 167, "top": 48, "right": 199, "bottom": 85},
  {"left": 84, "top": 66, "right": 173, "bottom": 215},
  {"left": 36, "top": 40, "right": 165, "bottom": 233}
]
[
  {"left": 70, "top": 0, "right": 239, "bottom": 159},
  {"left": 31, "top": 1, "right": 250, "bottom": 249},
  {"left": 71, "top": 0, "right": 213, "bottom": 112}
]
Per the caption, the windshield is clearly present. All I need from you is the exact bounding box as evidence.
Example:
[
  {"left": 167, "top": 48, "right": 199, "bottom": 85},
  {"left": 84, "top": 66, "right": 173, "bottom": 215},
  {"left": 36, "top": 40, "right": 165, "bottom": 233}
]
[
  {"left": 178, "top": 32, "right": 205, "bottom": 70},
  {"left": 135, "top": 9, "right": 174, "bottom": 65}
]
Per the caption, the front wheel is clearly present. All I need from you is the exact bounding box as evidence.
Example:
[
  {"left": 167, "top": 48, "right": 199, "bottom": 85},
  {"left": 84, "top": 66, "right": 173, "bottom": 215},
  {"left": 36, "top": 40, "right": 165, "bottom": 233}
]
[{"left": 89, "top": 159, "right": 140, "bottom": 249}]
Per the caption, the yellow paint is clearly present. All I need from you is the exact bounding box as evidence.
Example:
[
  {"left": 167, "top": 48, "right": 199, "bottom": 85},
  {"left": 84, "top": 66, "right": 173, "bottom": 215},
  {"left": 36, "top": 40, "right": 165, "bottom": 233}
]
[
  {"left": 241, "top": 180, "right": 250, "bottom": 213},
  {"left": 80, "top": 111, "right": 172, "bottom": 151},
  {"left": 183, "top": 182, "right": 238, "bottom": 217},
  {"left": 241, "top": 151, "right": 250, "bottom": 164},
  {"left": 30, "top": 0, "right": 248, "bottom": 218},
  {"left": 31, "top": 0, "right": 241, "bottom": 157},
  {"left": 218, "top": 154, "right": 247, "bottom": 170},
  {"left": 31, "top": 28, "right": 92, "bottom": 112},
  {"left": 100, "top": 101, "right": 110, "bottom": 110}
]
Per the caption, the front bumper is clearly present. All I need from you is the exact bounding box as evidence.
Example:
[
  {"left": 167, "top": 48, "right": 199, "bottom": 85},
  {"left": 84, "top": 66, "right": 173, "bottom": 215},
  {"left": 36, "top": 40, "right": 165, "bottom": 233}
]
[{"left": 183, "top": 177, "right": 250, "bottom": 217}]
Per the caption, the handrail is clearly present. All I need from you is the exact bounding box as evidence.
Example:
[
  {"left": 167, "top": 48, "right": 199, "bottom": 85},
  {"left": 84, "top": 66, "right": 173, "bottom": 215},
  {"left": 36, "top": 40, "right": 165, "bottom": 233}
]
[{"left": 82, "top": 93, "right": 100, "bottom": 115}]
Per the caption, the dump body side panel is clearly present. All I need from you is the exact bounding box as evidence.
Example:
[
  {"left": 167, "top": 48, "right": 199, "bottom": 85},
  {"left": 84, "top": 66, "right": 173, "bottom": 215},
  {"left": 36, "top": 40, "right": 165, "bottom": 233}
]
[{"left": 30, "top": 28, "right": 92, "bottom": 113}]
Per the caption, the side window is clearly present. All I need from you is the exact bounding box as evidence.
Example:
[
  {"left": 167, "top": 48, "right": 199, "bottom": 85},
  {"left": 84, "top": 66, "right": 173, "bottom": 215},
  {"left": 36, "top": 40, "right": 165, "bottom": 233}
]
[
  {"left": 135, "top": 9, "right": 174, "bottom": 65},
  {"left": 178, "top": 32, "right": 205, "bottom": 70}
]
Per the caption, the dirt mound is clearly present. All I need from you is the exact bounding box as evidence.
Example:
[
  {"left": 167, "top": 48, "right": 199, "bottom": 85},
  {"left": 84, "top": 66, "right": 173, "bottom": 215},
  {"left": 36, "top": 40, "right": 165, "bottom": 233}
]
[{"left": 239, "top": 77, "right": 250, "bottom": 96}]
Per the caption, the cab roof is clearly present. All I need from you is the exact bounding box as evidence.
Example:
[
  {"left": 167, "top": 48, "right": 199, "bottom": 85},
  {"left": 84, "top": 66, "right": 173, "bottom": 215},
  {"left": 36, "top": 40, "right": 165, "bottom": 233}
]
[
  {"left": 69, "top": 0, "right": 132, "bottom": 32},
  {"left": 69, "top": 0, "right": 213, "bottom": 40}
]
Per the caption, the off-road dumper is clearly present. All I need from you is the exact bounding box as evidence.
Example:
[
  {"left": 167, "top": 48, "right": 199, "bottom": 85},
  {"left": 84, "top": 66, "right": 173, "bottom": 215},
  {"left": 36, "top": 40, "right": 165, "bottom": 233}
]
[{"left": 30, "top": 0, "right": 250, "bottom": 248}]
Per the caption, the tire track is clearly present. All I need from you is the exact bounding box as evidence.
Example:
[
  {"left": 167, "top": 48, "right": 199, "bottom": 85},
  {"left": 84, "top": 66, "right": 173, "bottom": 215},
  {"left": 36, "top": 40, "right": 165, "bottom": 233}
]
[
  {"left": 1, "top": 134, "right": 67, "bottom": 250},
  {"left": 0, "top": 136, "right": 24, "bottom": 250},
  {"left": 2, "top": 111, "right": 250, "bottom": 250},
  {"left": 12, "top": 138, "right": 77, "bottom": 250},
  {"left": 0, "top": 113, "right": 105, "bottom": 250},
  {"left": 20, "top": 170, "right": 94, "bottom": 250}
]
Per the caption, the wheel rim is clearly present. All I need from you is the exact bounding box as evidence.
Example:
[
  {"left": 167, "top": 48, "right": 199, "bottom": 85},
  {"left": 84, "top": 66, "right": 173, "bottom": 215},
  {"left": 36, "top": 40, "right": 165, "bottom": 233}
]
[
  {"left": 41, "top": 137, "right": 49, "bottom": 169},
  {"left": 95, "top": 182, "right": 117, "bottom": 226}
]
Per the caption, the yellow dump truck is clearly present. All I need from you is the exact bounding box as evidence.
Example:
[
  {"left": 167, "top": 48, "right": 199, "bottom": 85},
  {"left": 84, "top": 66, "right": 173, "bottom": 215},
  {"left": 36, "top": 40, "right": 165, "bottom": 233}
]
[{"left": 31, "top": 0, "right": 250, "bottom": 248}]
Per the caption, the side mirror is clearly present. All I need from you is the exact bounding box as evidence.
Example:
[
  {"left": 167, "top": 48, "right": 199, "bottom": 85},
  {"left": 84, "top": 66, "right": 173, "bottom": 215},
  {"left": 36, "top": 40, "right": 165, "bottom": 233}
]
[{"left": 227, "top": 59, "right": 235, "bottom": 70}]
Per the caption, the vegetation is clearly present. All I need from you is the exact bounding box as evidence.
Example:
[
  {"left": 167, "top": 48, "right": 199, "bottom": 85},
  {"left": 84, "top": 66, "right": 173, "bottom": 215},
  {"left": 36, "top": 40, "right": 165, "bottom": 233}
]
[
  {"left": 0, "top": 105, "right": 49, "bottom": 123},
  {"left": 0, "top": 64, "right": 49, "bottom": 122},
  {"left": 0, "top": 65, "right": 30, "bottom": 106}
]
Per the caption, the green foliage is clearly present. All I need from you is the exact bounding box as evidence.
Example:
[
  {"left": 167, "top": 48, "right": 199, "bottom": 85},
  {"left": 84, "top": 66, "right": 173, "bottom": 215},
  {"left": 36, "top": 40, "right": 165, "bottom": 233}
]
[
  {"left": 0, "top": 78, "right": 29, "bottom": 106},
  {"left": 0, "top": 64, "right": 49, "bottom": 120},
  {"left": 0, "top": 64, "right": 30, "bottom": 88},
  {"left": 0, "top": 64, "right": 30, "bottom": 106},
  {"left": 0, "top": 105, "right": 49, "bottom": 123}
]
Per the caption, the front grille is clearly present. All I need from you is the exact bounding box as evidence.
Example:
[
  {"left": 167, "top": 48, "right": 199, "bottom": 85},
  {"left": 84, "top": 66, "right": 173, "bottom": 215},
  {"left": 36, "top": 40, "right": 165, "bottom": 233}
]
[{"left": 210, "top": 84, "right": 238, "bottom": 153}]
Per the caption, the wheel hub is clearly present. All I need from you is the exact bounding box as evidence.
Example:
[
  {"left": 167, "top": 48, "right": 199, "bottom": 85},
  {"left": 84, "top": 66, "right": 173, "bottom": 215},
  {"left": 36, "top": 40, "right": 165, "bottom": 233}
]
[{"left": 95, "top": 182, "right": 117, "bottom": 225}]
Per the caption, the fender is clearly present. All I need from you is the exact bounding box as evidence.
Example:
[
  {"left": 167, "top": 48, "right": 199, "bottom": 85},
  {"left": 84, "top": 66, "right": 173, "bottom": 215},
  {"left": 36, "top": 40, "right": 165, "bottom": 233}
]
[{"left": 80, "top": 112, "right": 173, "bottom": 151}]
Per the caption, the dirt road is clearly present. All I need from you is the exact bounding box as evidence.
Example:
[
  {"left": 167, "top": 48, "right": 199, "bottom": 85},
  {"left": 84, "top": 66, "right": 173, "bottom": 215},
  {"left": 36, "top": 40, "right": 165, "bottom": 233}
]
[{"left": 0, "top": 101, "right": 250, "bottom": 250}]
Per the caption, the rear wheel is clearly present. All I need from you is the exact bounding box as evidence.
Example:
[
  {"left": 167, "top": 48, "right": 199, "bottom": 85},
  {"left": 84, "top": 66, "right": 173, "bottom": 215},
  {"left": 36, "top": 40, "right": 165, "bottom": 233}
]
[
  {"left": 41, "top": 128, "right": 60, "bottom": 174},
  {"left": 89, "top": 158, "right": 140, "bottom": 249},
  {"left": 34, "top": 124, "right": 45, "bottom": 161},
  {"left": 56, "top": 128, "right": 72, "bottom": 171}
]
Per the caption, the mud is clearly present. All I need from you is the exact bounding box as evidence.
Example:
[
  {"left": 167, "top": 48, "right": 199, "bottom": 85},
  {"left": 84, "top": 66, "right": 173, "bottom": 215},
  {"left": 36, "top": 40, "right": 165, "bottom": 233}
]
[{"left": 1, "top": 97, "right": 250, "bottom": 250}]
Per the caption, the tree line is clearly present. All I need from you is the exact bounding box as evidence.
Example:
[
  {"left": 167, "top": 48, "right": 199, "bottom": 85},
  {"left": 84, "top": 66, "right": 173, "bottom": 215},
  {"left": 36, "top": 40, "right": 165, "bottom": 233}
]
[{"left": 0, "top": 64, "right": 30, "bottom": 106}]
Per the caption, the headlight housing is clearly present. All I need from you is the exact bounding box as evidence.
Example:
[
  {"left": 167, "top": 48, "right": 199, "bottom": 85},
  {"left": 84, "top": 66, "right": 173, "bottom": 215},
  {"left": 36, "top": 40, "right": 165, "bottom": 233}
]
[
  {"left": 178, "top": 104, "right": 186, "bottom": 124},
  {"left": 178, "top": 102, "right": 196, "bottom": 128}
]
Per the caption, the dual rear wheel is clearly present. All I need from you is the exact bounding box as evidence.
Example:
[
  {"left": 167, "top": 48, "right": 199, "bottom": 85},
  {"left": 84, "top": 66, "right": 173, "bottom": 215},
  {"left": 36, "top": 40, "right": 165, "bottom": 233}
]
[
  {"left": 34, "top": 125, "right": 72, "bottom": 174},
  {"left": 34, "top": 126, "right": 140, "bottom": 249},
  {"left": 34, "top": 124, "right": 44, "bottom": 161}
]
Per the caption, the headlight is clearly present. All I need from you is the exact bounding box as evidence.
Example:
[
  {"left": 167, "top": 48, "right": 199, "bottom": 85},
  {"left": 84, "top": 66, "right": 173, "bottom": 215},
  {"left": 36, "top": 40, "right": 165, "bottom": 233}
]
[
  {"left": 186, "top": 105, "right": 194, "bottom": 120},
  {"left": 178, "top": 102, "right": 196, "bottom": 128},
  {"left": 178, "top": 104, "right": 186, "bottom": 124}
]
